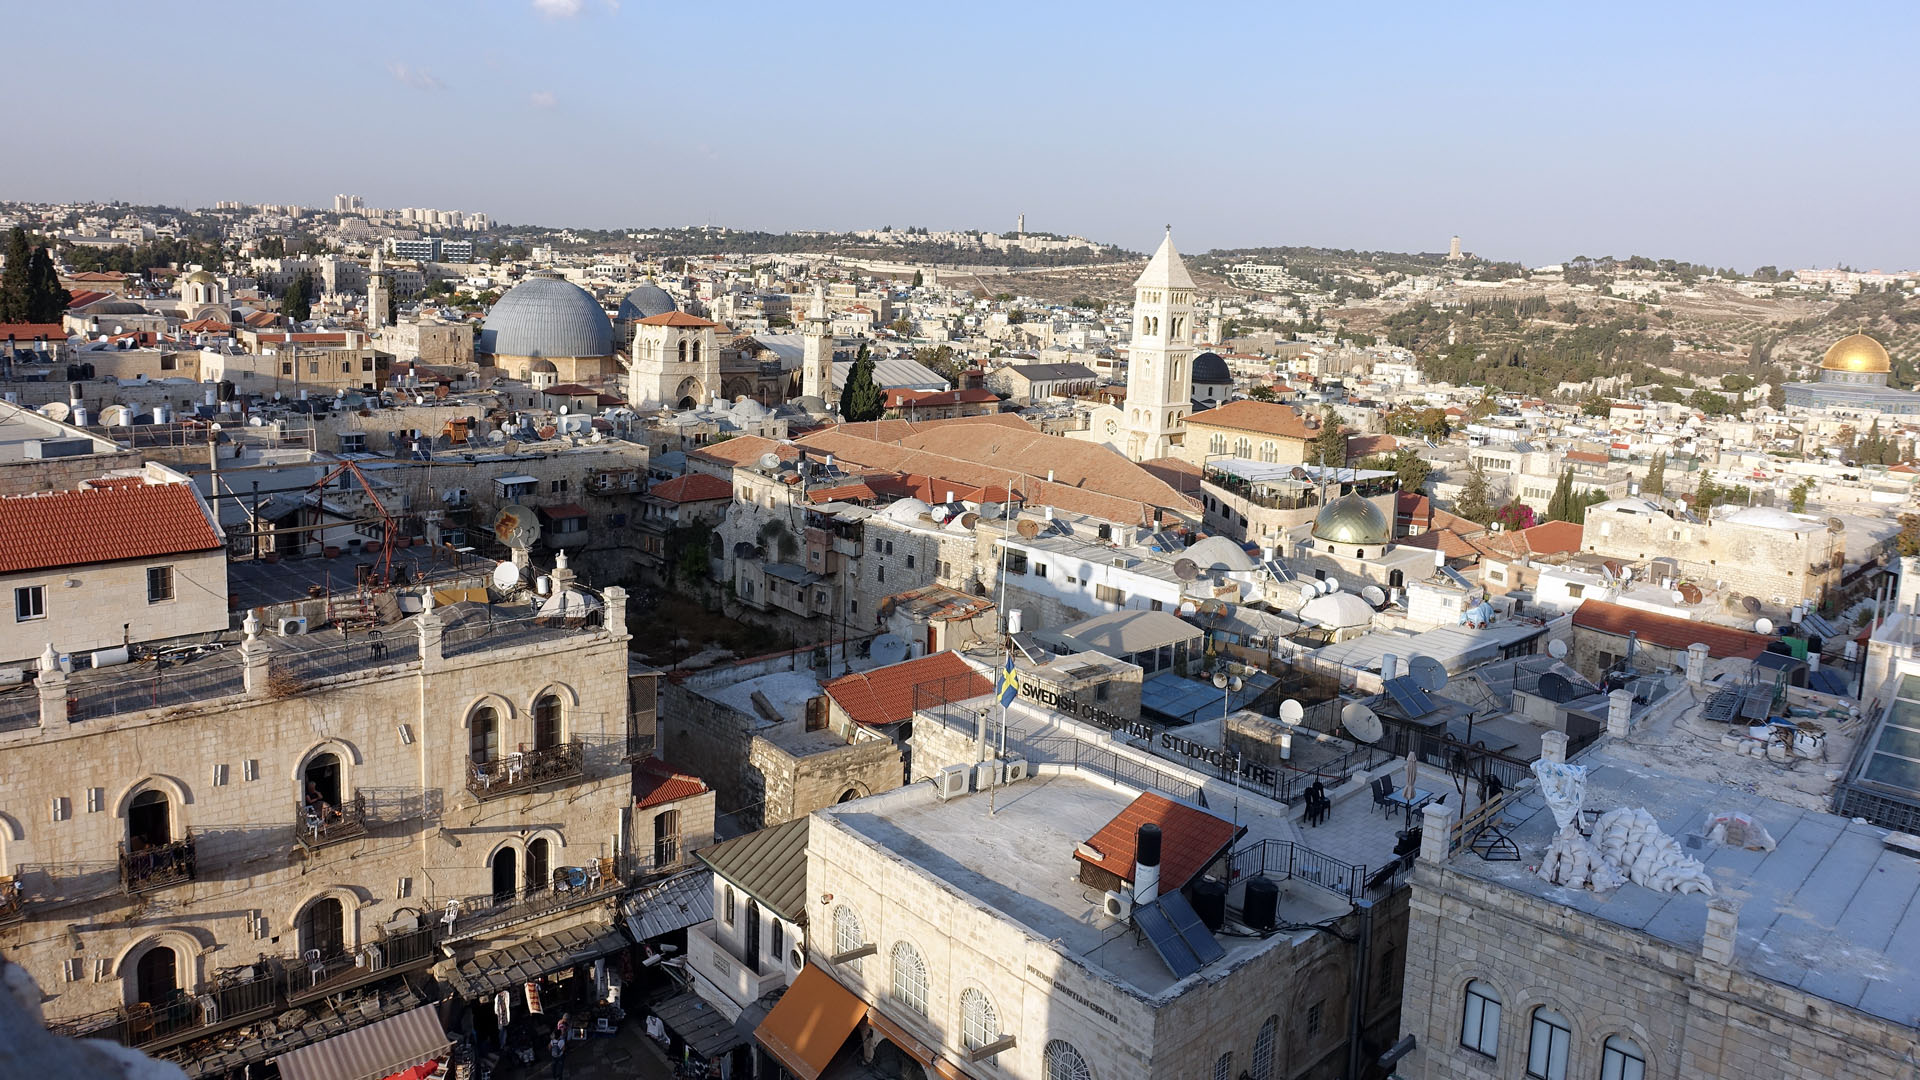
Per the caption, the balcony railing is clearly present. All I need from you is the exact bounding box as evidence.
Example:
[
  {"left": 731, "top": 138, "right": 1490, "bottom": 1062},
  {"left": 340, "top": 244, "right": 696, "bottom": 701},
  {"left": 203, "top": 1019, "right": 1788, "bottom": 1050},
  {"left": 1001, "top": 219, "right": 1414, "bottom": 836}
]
[
  {"left": 120, "top": 835, "right": 196, "bottom": 895},
  {"left": 0, "top": 876, "right": 22, "bottom": 926},
  {"left": 467, "top": 740, "right": 585, "bottom": 800},
  {"left": 285, "top": 924, "right": 438, "bottom": 1003},
  {"left": 441, "top": 858, "right": 620, "bottom": 940},
  {"left": 47, "top": 963, "right": 279, "bottom": 1052},
  {"left": 624, "top": 732, "right": 656, "bottom": 762},
  {"left": 295, "top": 791, "right": 368, "bottom": 853}
]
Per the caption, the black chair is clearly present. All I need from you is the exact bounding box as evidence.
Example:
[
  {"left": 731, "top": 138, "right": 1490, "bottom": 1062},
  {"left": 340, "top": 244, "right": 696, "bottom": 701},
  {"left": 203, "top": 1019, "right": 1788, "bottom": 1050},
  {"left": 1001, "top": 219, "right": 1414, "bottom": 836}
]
[{"left": 1371, "top": 776, "right": 1396, "bottom": 816}]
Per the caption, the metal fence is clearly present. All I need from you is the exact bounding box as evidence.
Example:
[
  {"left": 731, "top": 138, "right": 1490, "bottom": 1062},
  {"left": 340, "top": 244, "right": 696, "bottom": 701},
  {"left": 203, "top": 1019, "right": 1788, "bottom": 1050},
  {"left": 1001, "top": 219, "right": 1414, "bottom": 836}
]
[{"left": 1229, "top": 838, "right": 1370, "bottom": 903}]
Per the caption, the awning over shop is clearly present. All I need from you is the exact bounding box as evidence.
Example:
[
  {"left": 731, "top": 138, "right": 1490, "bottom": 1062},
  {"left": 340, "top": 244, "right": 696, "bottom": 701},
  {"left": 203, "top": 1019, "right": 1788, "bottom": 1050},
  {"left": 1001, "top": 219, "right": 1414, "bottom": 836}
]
[
  {"left": 754, "top": 965, "right": 866, "bottom": 1080},
  {"left": 866, "top": 1006, "right": 936, "bottom": 1067},
  {"left": 274, "top": 1004, "right": 452, "bottom": 1080},
  {"left": 447, "top": 922, "right": 627, "bottom": 1000},
  {"left": 653, "top": 992, "right": 746, "bottom": 1060},
  {"left": 622, "top": 868, "right": 713, "bottom": 942}
]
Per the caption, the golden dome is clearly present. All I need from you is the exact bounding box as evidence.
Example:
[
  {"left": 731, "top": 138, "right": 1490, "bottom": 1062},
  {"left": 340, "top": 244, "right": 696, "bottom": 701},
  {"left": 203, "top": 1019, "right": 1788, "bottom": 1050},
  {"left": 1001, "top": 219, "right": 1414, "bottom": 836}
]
[
  {"left": 1311, "top": 493, "right": 1391, "bottom": 547},
  {"left": 1821, "top": 333, "right": 1891, "bottom": 374}
]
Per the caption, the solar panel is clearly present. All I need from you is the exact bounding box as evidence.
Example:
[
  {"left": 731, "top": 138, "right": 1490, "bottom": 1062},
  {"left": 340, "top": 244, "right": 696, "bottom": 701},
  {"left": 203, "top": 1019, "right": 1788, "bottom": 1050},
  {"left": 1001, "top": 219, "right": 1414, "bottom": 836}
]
[
  {"left": 1159, "top": 892, "right": 1225, "bottom": 967},
  {"left": 1384, "top": 676, "right": 1435, "bottom": 719},
  {"left": 1440, "top": 566, "right": 1475, "bottom": 591},
  {"left": 1133, "top": 896, "right": 1202, "bottom": 979}
]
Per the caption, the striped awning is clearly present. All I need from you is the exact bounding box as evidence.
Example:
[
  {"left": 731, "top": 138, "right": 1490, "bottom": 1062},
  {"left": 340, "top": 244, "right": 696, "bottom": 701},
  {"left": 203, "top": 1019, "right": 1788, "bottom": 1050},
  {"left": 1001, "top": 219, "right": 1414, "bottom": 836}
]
[{"left": 274, "top": 1004, "right": 452, "bottom": 1080}]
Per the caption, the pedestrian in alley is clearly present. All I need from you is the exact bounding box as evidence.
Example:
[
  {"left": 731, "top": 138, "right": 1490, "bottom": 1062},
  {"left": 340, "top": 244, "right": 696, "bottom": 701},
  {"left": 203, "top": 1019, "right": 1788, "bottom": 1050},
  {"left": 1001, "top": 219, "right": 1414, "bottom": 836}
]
[{"left": 549, "top": 1025, "right": 568, "bottom": 1080}]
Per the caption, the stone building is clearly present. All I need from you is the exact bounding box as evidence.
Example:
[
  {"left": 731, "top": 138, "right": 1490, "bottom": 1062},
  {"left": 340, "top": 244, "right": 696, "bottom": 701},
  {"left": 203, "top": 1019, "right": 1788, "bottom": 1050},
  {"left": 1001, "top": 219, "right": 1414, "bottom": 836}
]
[
  {"left": 1399, "top": 731, "right": 1920, "bottom": 1080},
  {"left": 0, "top": 565, "right": 646, "bottom": 1076},
  {"left": 477, "top": 273, "right": 617, "bottom": 383},
  {"left": 1581, "top": 498, "right": 1842, "bottom": 618}
]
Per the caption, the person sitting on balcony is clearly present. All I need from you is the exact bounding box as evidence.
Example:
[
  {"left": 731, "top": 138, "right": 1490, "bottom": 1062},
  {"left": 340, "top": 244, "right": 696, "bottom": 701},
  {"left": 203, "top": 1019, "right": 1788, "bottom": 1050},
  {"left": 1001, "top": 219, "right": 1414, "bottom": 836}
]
[{"left": 305, "top": 782, "right": 341, "bottom": 824}]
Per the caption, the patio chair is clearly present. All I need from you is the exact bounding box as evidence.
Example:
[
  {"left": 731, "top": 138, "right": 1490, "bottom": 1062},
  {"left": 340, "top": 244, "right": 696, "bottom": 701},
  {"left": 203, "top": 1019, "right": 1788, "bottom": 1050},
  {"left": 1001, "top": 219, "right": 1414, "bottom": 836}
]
[{"left": 1370, "top": 776, "right": 1395, "bottom": 816}]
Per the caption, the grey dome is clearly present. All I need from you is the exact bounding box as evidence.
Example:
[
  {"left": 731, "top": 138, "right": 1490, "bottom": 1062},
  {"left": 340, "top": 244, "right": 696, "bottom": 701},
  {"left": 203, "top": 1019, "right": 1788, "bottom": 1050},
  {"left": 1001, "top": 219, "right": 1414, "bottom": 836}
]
[
  {"left": 479, "top": 275, "right": 613, "bottom": 359},
  {"left": 531, "top": 359, "right": 559, "bottom": 374},
  {"left": 83, "top": 299, "right": 148, "bottom": 315},
  {"left": 1191, "top": 351, "right": 1230, "bottom": 384},
  {"left": 616, "top": 283, "right": 677, "bottom": 322}
]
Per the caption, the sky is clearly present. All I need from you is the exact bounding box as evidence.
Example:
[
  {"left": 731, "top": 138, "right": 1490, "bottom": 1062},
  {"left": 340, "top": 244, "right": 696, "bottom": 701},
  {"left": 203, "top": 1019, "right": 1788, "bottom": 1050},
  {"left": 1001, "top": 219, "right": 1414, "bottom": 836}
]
[{"left": 8, "top": 1, "right": 1917, "bottom": 270}]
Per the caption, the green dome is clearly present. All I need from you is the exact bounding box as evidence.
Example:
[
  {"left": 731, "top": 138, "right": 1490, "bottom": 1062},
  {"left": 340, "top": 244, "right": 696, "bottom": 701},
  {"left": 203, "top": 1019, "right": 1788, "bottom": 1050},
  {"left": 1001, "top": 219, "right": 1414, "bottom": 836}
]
[{"left": 1311, "top": 493, "right": 1390, "bottom": 547}]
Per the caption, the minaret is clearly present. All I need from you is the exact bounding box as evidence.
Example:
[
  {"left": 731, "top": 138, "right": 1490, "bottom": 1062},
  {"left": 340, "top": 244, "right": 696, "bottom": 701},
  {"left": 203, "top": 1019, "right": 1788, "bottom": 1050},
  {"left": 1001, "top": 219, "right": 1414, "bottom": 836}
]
[
  {"left": 1122, "top": 227, "right": 1196, "bottom": 461},
  {"left": 367, "top": 246, "right": 391, "bottom": 330},
  {"left": 801, "top": 286, "right": 835, "bottom": 406}
]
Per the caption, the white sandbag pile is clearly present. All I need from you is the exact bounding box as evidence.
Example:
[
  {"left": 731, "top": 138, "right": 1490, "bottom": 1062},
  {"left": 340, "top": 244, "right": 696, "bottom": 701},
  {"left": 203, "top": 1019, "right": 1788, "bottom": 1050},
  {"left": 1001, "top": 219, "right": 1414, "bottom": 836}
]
[
  {"left": 1590, "top": 807, "right": 1714, "bottom": 895},
  {"left": 1537, "top": 829, "right": 1626, "bottom": 890}
]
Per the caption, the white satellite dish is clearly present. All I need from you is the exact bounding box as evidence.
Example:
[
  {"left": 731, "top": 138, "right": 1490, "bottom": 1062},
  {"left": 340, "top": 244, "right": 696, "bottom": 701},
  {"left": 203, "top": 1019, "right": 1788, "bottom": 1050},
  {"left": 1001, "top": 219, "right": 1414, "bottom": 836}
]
[
  {"left": 1755, "top": 617, "right": 1775, "bottom": 635},
  {"left": 37, "top": 402, "right": 69, "bottom": 422},
  {"left": 1670, "top": 590, "right": 1686, "bottom": 604},
  {"left": 1342, "top": 702, "right": 1384, "bottom": 744},
  {"left": 1547, "top": 639, "right": 1569, "bottom": 660},
  {"left": 98, "top": 404, "right": 131, "bottom": 426},
  {"left": 491, "top": 561, "right": 520, "bottom": 590},
  {"left": 1178, "top": 600, "right": 1199, "bottom": 617},
  {"left": 1409, "top": 654, "right": 1449, "bottom": 692},
  {"left": 1279, "top": 699, "right": 1305, "bottom": 724},
  {"left": 1360, "top": 584, "right": 1387, "bottom": 607},
  {"left": 1620, "top": 566, "right": 1634, "bottom": 581},
  {"left": 248, "top": 415, "right": 265, "bottom": 427},
  {"left": 758, "top": 452, "right": 781, "bottom": 470},
  {"left": 1325, "top": 577, "right": 1341, "bottom": 593}
]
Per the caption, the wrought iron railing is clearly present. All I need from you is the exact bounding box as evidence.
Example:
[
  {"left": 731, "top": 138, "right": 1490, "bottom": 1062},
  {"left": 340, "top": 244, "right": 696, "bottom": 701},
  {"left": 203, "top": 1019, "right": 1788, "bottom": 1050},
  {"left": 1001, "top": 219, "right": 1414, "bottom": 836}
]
[
  {"left": 624, "top": 732, "right": 656, "bottom": 762},
  {"left": 439, "top": 858, "right": 620, "bottom": 939},
  {"left": 284, "top": 924, "right": 437, "bottom": 1001},
  {"left": 46, "top": 963, "right": 278, "bottom": 1051},
  {"left": 120, "top": 835, "right": 196, "bottom": 894},
  {"left": 466, "top": 740, "right": 585, "bottom": 800},
  {"left": 1229, "top": 838, "right": 1368, "bottom": 903},
  {"left": 294, "top": 791, "right": 368, "bottom": 852}
]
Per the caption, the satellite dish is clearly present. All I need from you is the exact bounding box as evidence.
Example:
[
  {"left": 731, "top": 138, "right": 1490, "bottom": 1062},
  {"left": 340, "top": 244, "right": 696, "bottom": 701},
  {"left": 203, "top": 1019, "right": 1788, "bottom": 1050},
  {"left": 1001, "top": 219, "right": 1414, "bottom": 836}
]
[
  {"left": 979, "top": 502, "right": 1004, "bottom": 520},
  {"left": 1360, "top": 584, "right": 1387, "bottom": 607},
  {"left": 492, "top": 504, "right": 541, "bottom": 550},
  {"left": 868, "top": 633, "right": 909, "bottom": 666},
  {"left": 1547, "top": 639, "right": 1569, "bottom": 659},
  {"left": 37, "top": 402, "right": 69, "bottom": 422},
  {"left": 1178, "top": 600, "right": 1199, "bottom": 617},
  {"left": 758, "top": 452, "right": 782, "bottom": 470},
  {"left": 1741, "top": 596, "right": 1762, "bottom": 614},
  {"left": 1017, "top": 518, "right": 1042, "bottom": 538},
  {"left": 98, "top": 404, "right": 131, "bottom": 426},
  {"left": 930, "top": 506, "right": 950, "bottom": 523},
  {"left": 488, "top": 431, "right": 507, "bottom": 445},
  {"left": 1670, "top": 590, "right": 1686, "bottom": 604},
  {"left": 1302, "top": 578, "right": 1322, "bottom": 597},
  {"left": 1620, "top": 566, "right": 1634, "bottom": 581},
  {"left": 1173, "top": 558, "right": 1199, "bottom": 581},
  {"left": 959, "top": 513, "right": 980, "bottom": 529},
  {"left": 491, "top": 561, "right": 521, "bottom": 591},
  {"left": 1290, "top": 467, "right": 1310, "bottom": 481},
  {"left": 1409, "top": 655, "right": 1448, "bottom": 692},
  {"left": 1342, "top": 702, "right": 1383, "bottom": 744},
  {"left": 1279, "top": 699, "right": 1305, "bottom": 724},
  {"left": 1826, "top": 517, "right": 1845, "bottom": 533},
  {"left": 248, "top": 415, "right": 264, "bottom": 427},
  {"left": 1755, "top": 617, "right": 1775, "bottom": 635},
  {"left": 1537, "top": 673, "right": 1575, "bottom": 703},
  {"left": 1324, "top": 577, "right": 1341, "bottom": 593}
]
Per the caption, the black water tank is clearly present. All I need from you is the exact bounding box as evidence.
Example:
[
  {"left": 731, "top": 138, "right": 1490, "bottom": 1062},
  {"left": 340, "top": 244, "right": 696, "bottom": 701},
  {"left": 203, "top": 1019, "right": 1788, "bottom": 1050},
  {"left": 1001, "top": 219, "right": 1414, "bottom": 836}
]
[
  {"left": 1243, "top": 877, "right": 1279, "bottom": 931},
  {"left": 1190, "top": 879, "right": 1227, "bottom": 931},
  {"left": 1135, "top": 823, "right": 1162, "bottom": 870}
]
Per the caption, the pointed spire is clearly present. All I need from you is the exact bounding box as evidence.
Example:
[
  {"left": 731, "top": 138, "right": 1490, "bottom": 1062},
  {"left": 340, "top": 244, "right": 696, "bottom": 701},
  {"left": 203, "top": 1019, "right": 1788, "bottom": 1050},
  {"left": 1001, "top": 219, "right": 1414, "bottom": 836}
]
[{"left": 1134, "top": 227, "right": 1196, "bottom": 291}]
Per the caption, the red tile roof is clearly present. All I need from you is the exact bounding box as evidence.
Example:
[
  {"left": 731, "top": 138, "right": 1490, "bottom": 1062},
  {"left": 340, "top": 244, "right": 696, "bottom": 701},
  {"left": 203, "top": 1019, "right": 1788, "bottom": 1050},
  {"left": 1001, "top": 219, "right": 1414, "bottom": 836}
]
[
  {"left": 884, "top": 387, "right": 1000, "bottom": 408},
  {"left": 806, "top": 481, "right": 876, "bottom": 504},
  {"left": 1564, "top": 450, "right": 1609, "bottom": 465},
  {"left": 650, "top": 473, "right": 734, "bottom": 503},
  {"left": 1521, "top": 520, "right": 1583, "bottom": 555},
  {"left": 542, "top": 383, "right": 599, "bottom": 396},
  {"left": 181, "top": 317, "right": 231, "bottom": 333},
  {"left": 822, "top": 651, "right": 990, "bottom": 727},
  {"left": 65, "top": 271, "right": 128, "bottom": 282},
  {"left": 1073, "top": 791, "right": 1241, "bottom": 893},
  {"left": 65, "top": 290, "right": 112, "bottom": 309},
  {"left": 0, "top": 481, "right": 222, "bottom": 573},
  {"left": 0, "top": 323, "right": 67, "bottom": 342},
  {"left": 636, "top": 311, "right": 720, "bottom": 328},
  {"left": 634, "top": 759, "right": 710, "bottom": 810},
  {"left": 1183, "top": 399, "right": 1321, "bottom": 441},
  {"left": 537, "top": 502, "right": 588, "bottom": 519},
  {"left": 254, "top": 332, "right": 348, "bottom": 344},
  {"left": 1571, "top": 599, "right": 1772, "bottom": 660}
]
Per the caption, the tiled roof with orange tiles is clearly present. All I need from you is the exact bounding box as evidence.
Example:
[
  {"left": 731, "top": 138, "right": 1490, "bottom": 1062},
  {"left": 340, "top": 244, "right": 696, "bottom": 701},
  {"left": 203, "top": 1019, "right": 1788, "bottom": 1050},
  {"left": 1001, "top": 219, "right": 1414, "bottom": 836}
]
[
  {"left": 1400, "top": 508, "right": 1488, "bottom": 559},
  {"left": 1396, "top": 491, "right": 1432, "bottom": 528},
  {"left": 0, "top": 481, "right": 221, "bottom": 574},
  {"left": 1182, "top": 399, "right": 1320, "bottom": 441},
  {"left": 1346, "top": 433, "right": 1398, "bottom": 459},
  {"left": 650, "top": 474, "right": 734, "bottom": 503},
  {"left": 822, "top": 651, "right": 990, "bottom": 727},
  {"left": 1073, "top": 791, "right": 1243, "bottom": 893},
  {"left": 866, "top": 473, "right": 1013, "bottom": 505},
  {"left": 66, "top": 271, "right": 128, "bottom": 282},
  {"left": 0, "top": 323, "right": 67, "bottom": 341},
  {"left": 634, "top": 758, "right": 710, "bottom": 809},
  {"left": 1522, "top": 520, "right": 1583, "bottom": 555},
  {"left": 1572, "top": 599, "right": 1771, "bottom": 659},
  {"left": 806, "top": 482, "right": 877, "bottom": 504},
  {"left": 65, "top": 290, "right": 112, "bottom": 309},
  {"left": 635, "top": 311, "right": 720, "bottom": 328},
  {"left": 688, "top": 434, "right": 796, "bottom": 469},
  {"left": 242, "top": 310, "right": 280, "bottom": 327},
  {"left": 182, "top": 317, "right": 231, "bottom": 333},
  {"left": 1563, "top": 450, "right": 1609, "bottom": 465}
]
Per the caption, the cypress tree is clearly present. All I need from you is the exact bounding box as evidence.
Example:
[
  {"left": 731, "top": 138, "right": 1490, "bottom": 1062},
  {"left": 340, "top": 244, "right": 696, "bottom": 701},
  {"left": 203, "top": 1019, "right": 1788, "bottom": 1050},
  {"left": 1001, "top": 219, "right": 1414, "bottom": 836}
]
[
  {"left": 25, "top": 245, "right": 71, "bottom": 322},
  {"left": 840, "top": 343, "right": 885, "bottom": 422},
  {"left": 282, "top": 282, "right": 310, "bottom": 323},
  {"left": 1644, "top": 452, "right": 1666, "bottom": 497},
  {"left": 0, "top": 228, "right": 32, "bottom": 323},
  {"left": 1547, "top": 469, "right": 1573, "bottom": 522}
]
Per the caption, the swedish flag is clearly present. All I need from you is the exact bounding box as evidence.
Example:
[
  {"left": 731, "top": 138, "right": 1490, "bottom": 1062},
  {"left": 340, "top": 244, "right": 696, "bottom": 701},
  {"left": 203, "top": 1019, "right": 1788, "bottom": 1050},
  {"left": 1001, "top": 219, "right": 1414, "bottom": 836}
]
[{"left": 998, "top": 655, "right": 1019, "bottom": 708}]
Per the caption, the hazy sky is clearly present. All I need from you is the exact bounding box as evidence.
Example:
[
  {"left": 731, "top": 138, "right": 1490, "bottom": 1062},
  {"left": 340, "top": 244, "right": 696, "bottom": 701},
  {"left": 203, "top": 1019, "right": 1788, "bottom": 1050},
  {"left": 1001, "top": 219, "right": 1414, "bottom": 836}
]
[{"left": 10, "top": 1, "right": 1916, "bottom": 270}]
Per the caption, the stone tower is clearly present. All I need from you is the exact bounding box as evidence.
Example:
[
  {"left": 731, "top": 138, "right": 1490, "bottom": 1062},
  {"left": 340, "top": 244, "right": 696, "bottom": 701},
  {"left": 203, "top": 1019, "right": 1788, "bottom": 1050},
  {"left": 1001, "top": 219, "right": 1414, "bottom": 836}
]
[
  {"left": 1121, "top": 228, "right": 1196, "bottom": 461},
  {"left": 367, "top": 246, "right": 391, "bottom": 330},
  {"left": 801, "top": 286, "right": 836, "bottom": 407}
]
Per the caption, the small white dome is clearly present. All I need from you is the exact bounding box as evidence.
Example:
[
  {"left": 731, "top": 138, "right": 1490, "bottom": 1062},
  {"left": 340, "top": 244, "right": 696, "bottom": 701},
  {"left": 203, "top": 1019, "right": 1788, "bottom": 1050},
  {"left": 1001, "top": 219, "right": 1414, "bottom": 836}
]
[
  {"left": 1302, "top": 591, "right": 1375, "bottom": 629},
  {"left": 1183, "top": 535, "right": 1256, "bottom": 573},
  {"left": 883, "top": 498, "right": 932, "bottom": 523},
  {"left": 1719, "top": 506, "right": 1812, "bottom": 531}
]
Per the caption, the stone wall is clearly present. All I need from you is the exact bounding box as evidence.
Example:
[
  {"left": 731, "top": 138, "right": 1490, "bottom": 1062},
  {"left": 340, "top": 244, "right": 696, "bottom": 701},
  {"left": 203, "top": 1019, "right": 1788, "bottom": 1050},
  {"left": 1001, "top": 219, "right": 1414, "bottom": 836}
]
[
  {"left": 0, "top": 547, "right": 229, "bottom": 667},
  {"left": 1399, "top": 862, "right": 1918, "bottom": 1080},
  {"left": 748, "top": 733, "right": 903, "bottom": 829}
]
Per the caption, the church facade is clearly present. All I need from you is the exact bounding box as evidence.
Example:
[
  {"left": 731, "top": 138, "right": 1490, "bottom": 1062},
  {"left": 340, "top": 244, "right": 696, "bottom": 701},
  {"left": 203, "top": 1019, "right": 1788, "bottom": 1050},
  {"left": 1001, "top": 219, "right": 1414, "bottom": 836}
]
[{"left": 1081, "top": 230, "right": 1199, "bottom": 461}]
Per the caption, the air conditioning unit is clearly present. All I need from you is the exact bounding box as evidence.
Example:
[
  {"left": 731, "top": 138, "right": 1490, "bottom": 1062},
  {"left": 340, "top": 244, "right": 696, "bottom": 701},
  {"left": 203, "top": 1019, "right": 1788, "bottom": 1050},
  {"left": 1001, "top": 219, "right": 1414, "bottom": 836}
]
[
  {"left": 1003, "top": 757, "right": 1030, "bottom": 783},
  {"left": 279, "top": 616, "right": 309, "bottom": 636},
  {"left": 1102, "top": 890, "right": 1133, "bottom": 920},
  {"left": 934, "top": 764, "right": 969, "bottom": 800},
  {"left": 973, "top": 761, "right": 1004, "bottom": 790}
]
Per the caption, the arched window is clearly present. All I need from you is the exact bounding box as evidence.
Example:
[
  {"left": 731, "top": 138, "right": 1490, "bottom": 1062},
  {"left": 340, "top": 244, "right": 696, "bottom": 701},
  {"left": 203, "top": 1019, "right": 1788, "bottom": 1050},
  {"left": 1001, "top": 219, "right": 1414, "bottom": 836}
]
[
  {"left": 1600, "top": 1035, "right": 1645, "bottom": 1080},
  {"left": 1043, "top": 1040, "right": 1093, "bottom": 1080},
  {"left": 1212, "top": 1052, "right": 1232, "bottom": 1080},
  {"left": 723, "top": 885, "right": 736, "bottom": 926},
  {"left": 1210, "top": 434, "right": 1226, "bottom": 455},
  {"left": 1526, "top": 1006, "right": 1570, "bottom": 1080},
  {"left": 128, "top": 789, "right": 171, "bottom": 851},
  {"left": 304, "top": 752, "right": 343, "bottom": 812},
  {"left": 769, "top": 918, "right": 784, "bottom": 963},
  {"left": 890, "top": 941, "right": 928, "bottom": 1016},
  {"left": 526, "top": 837, "right": 551, "bottom": 892},
  {"left": 135, "top": 945, "right": 178, "bottom": 1005},
  {"left": 677, "top": 340, "right": 688, "bottom": 363},
  {"left": 470, "top": 706, "right": 499, "bottom": 764},
  {"left": 744, "top": 898, "right": 763, "bottom": 974},
  {"left": 1251, "top": 1015, "right": 1277, "bottom": 1080},
  {"left": 1460, "top": 980, "right": 1500, "bottom": 1057},
  {"left": 960, "top": 988, "right": 999, "bottom": 1055},
  {"left": 691, "top": 341, "right": 702, "bottom": 363},
  {"left": 299, "top": 897, "right": 345, "bottom": 958},
  {"left": 533, "top": 695, "right": 562, "bottom": 750},
  {"left": 832, "top": 905, "right": 864, "bottom": 972},
  {"left": 490, "top": 847, "right": 517, "bottom": 903}
]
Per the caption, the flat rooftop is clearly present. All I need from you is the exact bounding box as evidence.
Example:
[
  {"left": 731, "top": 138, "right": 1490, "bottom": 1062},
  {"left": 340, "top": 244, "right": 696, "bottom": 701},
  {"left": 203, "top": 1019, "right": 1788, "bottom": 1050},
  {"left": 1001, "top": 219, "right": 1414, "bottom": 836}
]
[
  {"left": 823, "top": 769, "right": 1348, "bottom": 1001},
  {"left": 1451, "top": 748, "right": 1920, "bottom": 1025}
]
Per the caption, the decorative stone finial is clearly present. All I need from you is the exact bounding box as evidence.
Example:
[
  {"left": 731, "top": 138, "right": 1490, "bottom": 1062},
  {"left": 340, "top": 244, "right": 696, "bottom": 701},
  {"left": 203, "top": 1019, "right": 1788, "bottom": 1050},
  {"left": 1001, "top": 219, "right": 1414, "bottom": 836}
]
[
  {"left": 243, "top": 612, "right": 261, "bottom": 639},
  {"left": 38, "top": 644, "right": 58, "bottom": 673},
  {"left": 555, "top": 549, "right": 568, "bottom": 570},
  {"left": 423, "top": 588, "right": 436, "bottom": 612}
]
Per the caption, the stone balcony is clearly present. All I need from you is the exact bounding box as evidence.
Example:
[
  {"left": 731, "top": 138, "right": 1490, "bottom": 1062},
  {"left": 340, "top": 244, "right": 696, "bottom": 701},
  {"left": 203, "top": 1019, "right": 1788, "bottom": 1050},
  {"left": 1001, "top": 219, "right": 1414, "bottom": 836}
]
[
  {"left": 466, "top": 740, "right": 585, "bottom": 800},
  {"left": 120, "top": 835, "right": 196, "bottom": 895},
  {"left": 295, "top": 791, "right": 368, "bottom": 853}
]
